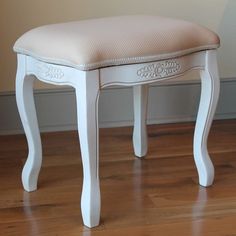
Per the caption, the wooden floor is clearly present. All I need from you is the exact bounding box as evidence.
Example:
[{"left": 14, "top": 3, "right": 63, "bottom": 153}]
[{"left": 0, "top": 120, "right": 236, "bottom": 236}]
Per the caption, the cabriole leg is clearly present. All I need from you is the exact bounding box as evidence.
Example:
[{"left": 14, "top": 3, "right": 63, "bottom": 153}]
[
  {"left": 75, "top": 70, "right": 101, "bottom": 228},
  {"left": 15, "top": 55, "right": 42, "bottom": 192},
  {"left": 133, "top": 85, "right": 149, "bottom": 157},
  {"left": 194, "top": 50, "right": 220, "bottom": 187}
]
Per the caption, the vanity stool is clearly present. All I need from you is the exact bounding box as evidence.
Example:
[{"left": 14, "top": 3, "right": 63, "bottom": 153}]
[{"left": 13, "top": 15, "right": 220, "bottom": 228}]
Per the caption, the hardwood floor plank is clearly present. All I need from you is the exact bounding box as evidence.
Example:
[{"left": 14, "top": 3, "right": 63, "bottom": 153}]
[{"left": 0, "top": 120, "right": 236, "bottom": 235}]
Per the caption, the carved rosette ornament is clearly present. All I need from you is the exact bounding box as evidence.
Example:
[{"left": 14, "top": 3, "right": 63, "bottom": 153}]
[
  {"left": 36, "top": 63, "right": 64, "bottom": 80},
  {"left": 137, "top": 60, "right": 181, "bottom": 79}
]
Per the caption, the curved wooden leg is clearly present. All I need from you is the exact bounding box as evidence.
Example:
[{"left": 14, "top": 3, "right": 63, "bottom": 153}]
[
  {"left": 15, "top": 55, "right": 42, "bottom": 192},
  {"left": 75, "top": 70, "right": 101, "bottom": 228},
  {"left": 133, "top": 85, "right": 149, "bottom": 157},
  {"left": 194, "top": 50, "right": 220, "bottom": 187}
]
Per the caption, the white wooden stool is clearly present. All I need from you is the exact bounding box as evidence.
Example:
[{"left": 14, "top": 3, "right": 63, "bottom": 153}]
[{"left": 13, "top": 15, "right": 220, "bottom": 228}]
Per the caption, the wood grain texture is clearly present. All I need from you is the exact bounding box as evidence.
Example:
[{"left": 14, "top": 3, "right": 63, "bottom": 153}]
[{"left": 0, "top": 120, "right": 236, "bottom": 235}]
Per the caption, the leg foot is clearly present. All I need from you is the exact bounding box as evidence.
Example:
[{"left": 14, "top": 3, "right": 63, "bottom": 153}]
[
  {"left": 75, "top": 70, "right": 101, "bottom": 228},
  {"left": 133, "top": 85, "right": 149, "bottom": 157},
  {"left": 15, "top": 55, "right": 42, "bottom": 192},
  {"left": 194, "top": 50, "right": 220, "bottom": 187}
]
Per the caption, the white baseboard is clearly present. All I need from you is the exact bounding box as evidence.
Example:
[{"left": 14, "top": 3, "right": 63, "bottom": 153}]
[{"left": 1, "top": 78, "right": 236, "bottom": 135}]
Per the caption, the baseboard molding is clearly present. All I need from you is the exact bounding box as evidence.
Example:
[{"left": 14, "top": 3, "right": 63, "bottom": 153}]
[{"left": 1, "top": 78, "right": 236, "bottom": 135}]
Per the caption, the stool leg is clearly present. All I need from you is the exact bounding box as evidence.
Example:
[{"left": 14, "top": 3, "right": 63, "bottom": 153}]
[
  {"left": 133, "top": 85, "right": 149, "bottom": 157},
  {"left": 15, "top": 55, "right": 42, "bottom": 192},
  {"left": 75, "top": 71, "right": 101, "bottom": 228},
  {"left": 194, "top": 50, "right": 220, "bottom": 187}
]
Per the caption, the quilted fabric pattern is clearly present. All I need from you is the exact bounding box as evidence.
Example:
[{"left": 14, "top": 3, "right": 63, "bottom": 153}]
[{"left": 14, "top": 15, "right": 220, "bottom": 71}]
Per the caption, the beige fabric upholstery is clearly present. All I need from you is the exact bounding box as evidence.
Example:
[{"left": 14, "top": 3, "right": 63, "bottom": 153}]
[{"left": 14, "top": 15, "right": 220, "bottom": 71}]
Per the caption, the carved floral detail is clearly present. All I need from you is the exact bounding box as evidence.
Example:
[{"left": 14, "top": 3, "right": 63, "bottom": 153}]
[
  {"left": 36, "top": 63, "right": 64, "bottom": 80},
  {"left": 137, "top": 60, "right": 181, "bottom": 79}
]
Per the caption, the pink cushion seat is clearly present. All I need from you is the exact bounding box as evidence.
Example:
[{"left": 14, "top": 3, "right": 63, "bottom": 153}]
[{"left": 14, "top": 15, "right": 220, "bottom": 71}]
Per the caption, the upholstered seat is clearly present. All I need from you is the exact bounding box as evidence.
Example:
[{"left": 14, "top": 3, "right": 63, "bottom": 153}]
[
  {"left": 14, "top": 15, "right": 220, "bottom": 228},
  {"left": 14, "top": 15, "right": 220, "bottom": 70}
]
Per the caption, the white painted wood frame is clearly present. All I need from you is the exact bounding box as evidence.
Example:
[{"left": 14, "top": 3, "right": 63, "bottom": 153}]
[{"left": 15, "top": 49, "right": 220, "bottom": 228}]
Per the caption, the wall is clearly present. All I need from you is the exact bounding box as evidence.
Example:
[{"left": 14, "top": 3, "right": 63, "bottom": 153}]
[
  {"left": 1, "top": 0, "right": 236, "bottom": 134},
  {"left": 1, "top": 0, "right": 236, "bottom": 92}
]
